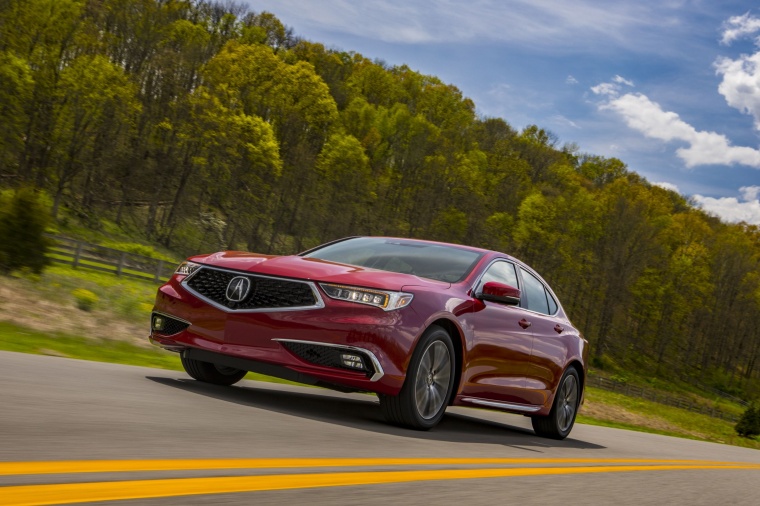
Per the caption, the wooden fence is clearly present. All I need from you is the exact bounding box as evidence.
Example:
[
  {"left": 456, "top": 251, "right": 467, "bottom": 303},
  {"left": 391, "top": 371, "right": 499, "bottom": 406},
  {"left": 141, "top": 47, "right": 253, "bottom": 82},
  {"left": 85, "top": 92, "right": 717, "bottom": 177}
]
[
  {"left": 46, "top": 235, "right": 175, "bottom": 284},
  {"left": 587, "top": 375, "right": 739, "bottom": 422}
]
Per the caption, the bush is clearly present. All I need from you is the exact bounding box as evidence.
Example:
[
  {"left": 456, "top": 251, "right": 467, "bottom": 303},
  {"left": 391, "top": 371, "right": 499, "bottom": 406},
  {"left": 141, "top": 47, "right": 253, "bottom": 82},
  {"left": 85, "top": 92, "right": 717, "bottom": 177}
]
[
  {"left": 735, "top": 405, "right": 760, "bottom": 438},
  {"left": 0, "top": 187, "right": 52, "bottom": 274},
  {"left": 72, "top": 288, "right": 98, "bottom": 312}
]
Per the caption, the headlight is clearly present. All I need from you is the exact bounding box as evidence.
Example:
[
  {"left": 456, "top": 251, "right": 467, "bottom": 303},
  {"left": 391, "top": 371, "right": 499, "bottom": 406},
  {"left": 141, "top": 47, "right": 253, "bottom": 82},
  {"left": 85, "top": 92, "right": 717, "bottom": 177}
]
[
  {"left": 175, "top": 261, "right": 201, "bottom": 276},
  {"left": 320, "top": 283, "right": 413, "bottom": 311}
]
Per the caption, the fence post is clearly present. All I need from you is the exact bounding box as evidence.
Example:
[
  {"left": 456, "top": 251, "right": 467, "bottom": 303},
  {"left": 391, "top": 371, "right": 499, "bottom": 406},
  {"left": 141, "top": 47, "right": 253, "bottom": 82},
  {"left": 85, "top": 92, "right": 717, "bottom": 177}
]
[
  {"left": 116, "top": 251, "right": 127, "bottom": 277},
  {"left": 72, "top": 242, "right": 83, "bottom": 268},
  {"left": 155, "top": 260, "right": 164, "bottom": 283}
]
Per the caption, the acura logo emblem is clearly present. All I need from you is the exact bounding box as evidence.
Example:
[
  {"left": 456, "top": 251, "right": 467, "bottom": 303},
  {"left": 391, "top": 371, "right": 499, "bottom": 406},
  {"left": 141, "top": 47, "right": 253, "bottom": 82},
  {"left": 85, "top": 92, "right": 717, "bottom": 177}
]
[{"left": 225, "top": 276, "right": 251, "bottom": 302}]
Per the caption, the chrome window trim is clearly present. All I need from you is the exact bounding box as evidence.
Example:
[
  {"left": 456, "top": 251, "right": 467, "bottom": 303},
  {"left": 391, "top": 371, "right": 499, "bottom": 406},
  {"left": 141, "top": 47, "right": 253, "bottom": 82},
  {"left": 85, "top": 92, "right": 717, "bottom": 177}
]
[
  {"left": 182, "top": 265, "right": 325, "bottom": 313},
  {"left": 461, "top": 397, "right": 542, "bottom": 413},
  {"left": 472, "top": 258, "right": 561, "bottom": 317},
  {"left": 272, "top": 338, "right": 384, "bottom": 382},
  {"left": 516, "top": 265, "right": 560, "bottom": 317},
  {"left": 471, "top": 257, "right": 520, "bottom": 295}
]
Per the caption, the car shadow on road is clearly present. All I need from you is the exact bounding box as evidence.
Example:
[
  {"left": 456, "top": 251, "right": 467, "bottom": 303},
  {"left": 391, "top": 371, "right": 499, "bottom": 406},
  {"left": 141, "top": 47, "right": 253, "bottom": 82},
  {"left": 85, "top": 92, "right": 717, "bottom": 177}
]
[{"left": 146, "top": 376, "right": 605, "bottom": 451}]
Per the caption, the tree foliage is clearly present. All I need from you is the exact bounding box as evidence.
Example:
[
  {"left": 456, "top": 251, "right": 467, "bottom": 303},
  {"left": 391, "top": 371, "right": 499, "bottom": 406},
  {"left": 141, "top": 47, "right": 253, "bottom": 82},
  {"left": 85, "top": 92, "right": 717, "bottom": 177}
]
[
  {"left": 1, "top": 0, "right": 760, "bottom": 397},
  {"left": 735, "top": 405, "right": 760, "bottom": 438},
  {"left": 0, "top": 188, "right": 51, "bottom": 274}
]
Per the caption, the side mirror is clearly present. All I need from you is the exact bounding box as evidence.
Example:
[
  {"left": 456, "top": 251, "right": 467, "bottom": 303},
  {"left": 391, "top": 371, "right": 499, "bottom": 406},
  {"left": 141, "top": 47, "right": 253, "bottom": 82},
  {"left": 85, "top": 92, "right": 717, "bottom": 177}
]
[{"left": 478, "top": 281, "right": 521, "bottom": 305}]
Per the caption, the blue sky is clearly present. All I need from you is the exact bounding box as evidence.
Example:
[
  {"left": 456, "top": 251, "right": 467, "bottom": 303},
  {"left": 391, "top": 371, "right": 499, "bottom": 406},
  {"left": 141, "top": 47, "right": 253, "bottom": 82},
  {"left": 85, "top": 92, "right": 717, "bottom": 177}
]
[{"left": 248, "top": 0, "right": 760, "bottom": 224}]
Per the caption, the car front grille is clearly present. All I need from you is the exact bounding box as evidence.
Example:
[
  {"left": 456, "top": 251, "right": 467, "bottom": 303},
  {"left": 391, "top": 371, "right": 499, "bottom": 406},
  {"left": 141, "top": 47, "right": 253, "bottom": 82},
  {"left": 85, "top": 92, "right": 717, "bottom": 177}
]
[
  {"left": 184, "top": 267, "right": 318, "bottom": 311},
  {"left": 280, "top": 341, "right": 373, "bottom": 376}
]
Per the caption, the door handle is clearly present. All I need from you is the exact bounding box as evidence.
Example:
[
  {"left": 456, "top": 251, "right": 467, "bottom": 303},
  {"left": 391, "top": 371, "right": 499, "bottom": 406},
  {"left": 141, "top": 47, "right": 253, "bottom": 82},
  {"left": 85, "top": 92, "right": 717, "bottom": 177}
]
[
  {"left": 519, "top": 319, "right": 531, "bottom": 329},
  {"left": 554, "top": 324, "right": 564, "bottom": 334}
]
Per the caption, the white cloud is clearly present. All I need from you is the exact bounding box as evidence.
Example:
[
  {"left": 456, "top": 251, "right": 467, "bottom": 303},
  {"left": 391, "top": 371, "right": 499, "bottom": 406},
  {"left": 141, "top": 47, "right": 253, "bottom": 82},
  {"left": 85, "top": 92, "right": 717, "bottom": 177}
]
[
  {"left": 714, "top": 13, "right": 760, "bottom": 129},
  {"left": 551, "top": 115, "right": 579, "bottom": 128},
  {"left": 590, "top": 75, "right": 634, "bottom": 98},
  {"left": 566, "top": 75, "right": 579, "bottom": 85},
  {"left": 591, "top": 82, "right": 620, "bottom": 97},
  {"left": 720, "top": 12, "right": 760, "bottom": 46},
  {"left": 597, "top": 91, "right": 760, "bottom": 168},
  {"left": 715, "top": 53, "right": 760, "bottom": 130},
  {"left": 741, "top": 185, "right": 760, "bottom": 200},
  {"left": 692, "top": 186, "right": 760, "bottom": 225},
  {"left": 652, "top": 181, "right": 680, "bottom": 193}
]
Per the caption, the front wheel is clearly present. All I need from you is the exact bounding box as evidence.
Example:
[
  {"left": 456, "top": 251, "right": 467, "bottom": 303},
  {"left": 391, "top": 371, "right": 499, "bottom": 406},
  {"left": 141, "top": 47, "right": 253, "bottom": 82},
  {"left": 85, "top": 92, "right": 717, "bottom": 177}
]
[
  {"left": 180, "top": 355, "right": 247, "bottom": 386},
  {"left": 531, "top": 367, "right": 580, "bottom": 440},
  {"left": 379, "top": 325, "right": 455, "bottom": 430}
]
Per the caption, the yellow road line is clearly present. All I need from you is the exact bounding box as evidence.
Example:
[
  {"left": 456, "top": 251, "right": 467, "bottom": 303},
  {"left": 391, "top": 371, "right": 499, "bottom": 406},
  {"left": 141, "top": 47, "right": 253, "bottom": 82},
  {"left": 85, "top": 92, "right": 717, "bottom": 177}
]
[
  {"left": 2, "top": 464, "right": 760, "bottom": 506},
  {"left": 0, "top": 457, "right": 744, "bottom": 476}
]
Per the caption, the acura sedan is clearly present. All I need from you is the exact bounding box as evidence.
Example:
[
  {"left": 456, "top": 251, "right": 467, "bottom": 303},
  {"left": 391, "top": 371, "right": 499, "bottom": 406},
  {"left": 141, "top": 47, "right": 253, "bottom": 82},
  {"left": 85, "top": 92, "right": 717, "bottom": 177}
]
[{"left": 150, "top": 237, "right": 588, "bottom": 439}]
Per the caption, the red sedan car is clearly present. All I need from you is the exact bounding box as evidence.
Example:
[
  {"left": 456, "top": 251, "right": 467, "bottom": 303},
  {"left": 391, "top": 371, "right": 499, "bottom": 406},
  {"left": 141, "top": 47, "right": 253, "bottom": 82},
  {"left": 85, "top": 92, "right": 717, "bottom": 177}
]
[{"left": 150, "top": 237, "right": 588, "bottom": 439}]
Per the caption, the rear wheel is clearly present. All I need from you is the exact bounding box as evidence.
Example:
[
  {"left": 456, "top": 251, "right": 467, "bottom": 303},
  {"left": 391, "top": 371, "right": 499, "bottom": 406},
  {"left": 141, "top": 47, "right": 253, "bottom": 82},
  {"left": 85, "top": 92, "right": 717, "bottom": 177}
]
[
  {"left": 180, "top": 356, "right": 247, "bottom": 386},
  {"left": 531, "top": 367, "right": 580, "bottom": 440},
  {"left": 379, "top": 325, "right": 455, "bottom": 430}
]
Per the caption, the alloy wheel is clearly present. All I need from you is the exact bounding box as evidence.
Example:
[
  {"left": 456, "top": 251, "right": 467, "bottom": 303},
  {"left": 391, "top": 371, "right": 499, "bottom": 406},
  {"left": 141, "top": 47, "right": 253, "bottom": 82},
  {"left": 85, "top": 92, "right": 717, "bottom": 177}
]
[{"left": 413, "top": 340, "right": 452, "bottom": 419}]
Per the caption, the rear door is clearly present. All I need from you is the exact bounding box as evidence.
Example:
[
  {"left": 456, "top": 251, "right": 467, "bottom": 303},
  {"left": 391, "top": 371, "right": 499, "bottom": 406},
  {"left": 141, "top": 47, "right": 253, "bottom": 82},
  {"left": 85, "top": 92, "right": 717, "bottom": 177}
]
[{"left": 518, "top": 267, "right": 568, "bottom": 406}]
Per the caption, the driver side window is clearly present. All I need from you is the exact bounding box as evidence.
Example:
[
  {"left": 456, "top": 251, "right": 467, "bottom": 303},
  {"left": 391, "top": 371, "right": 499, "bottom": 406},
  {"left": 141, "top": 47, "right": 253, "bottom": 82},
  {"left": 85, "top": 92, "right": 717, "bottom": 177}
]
[{"left": 480, "top": 261, "right": 518, "bottom": 288}]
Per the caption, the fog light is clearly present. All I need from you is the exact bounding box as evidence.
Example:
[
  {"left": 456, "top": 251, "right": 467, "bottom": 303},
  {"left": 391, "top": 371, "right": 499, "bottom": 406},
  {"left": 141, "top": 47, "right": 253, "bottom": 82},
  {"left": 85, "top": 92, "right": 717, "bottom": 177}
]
[
  {"left": 152, "top": 315, "right": 164, "bottom": 331},
  {"left": 340, "top": 353, "right": 364, "bottom": 370}
]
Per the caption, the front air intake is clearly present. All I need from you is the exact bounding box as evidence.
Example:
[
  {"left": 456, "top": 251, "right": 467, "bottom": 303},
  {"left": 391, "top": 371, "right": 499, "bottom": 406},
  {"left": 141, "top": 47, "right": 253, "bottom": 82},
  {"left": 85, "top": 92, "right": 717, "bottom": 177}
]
[{"left": 279, "top": 341, "right": 375, "bottom": 376}]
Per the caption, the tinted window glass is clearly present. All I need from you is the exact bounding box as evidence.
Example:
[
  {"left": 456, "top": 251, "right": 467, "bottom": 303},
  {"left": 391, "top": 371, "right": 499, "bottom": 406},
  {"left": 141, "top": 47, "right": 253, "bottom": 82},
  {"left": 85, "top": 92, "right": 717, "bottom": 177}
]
[
  {"left": 520, "top": 268, "right": 550, "bottom": 314},
  {"left": 479, "top": 261, "right": 518, "bottom": 288},
  {"left": 547, "top": 291, "right": 558, "bottom": 315},
  {"left": 303, "top": 237, "right": 483, "bottom": 283}
]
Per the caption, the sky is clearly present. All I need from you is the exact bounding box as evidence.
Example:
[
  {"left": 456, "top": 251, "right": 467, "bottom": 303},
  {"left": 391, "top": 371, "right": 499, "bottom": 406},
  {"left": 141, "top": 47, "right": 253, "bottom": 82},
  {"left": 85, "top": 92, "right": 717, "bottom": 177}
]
[{"left": 248, "top": 0, "right": 760, "bottom": 225}]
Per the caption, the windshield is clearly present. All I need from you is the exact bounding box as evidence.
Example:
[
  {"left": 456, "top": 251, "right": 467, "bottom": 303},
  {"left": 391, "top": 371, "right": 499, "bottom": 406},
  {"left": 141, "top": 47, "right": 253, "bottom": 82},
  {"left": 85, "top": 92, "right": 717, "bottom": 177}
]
[{"left": 302, "top": 237, "right": 484, "bottom": 283}]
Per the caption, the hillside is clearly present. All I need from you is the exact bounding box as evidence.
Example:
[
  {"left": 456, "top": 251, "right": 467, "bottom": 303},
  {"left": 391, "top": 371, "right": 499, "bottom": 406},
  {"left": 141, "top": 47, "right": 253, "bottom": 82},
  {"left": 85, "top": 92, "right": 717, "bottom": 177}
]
[{"left": 0, "top": 0, "right": 759, "bottom": 401}]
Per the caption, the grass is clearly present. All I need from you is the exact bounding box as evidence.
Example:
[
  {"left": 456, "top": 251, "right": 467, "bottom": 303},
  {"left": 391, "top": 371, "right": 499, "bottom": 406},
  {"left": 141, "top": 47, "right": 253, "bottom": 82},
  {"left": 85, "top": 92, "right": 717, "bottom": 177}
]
[
  {"left": 13, "top": 264, "right": 159, "bottom": 321},
  {"left": 49, "top": 211, "right": 180, "bottom": 263},
  {"left": 0, "top": 321, "right": 298, "bottom": 385},
  {"left": 590, "top": 354, "right": 754, "bottom": 416},
  {"left": 0, "top": 321, "right": 183, "bottom": 369},
  {"left": 579, "top": 387, "right": 760, "bottom": 450}
]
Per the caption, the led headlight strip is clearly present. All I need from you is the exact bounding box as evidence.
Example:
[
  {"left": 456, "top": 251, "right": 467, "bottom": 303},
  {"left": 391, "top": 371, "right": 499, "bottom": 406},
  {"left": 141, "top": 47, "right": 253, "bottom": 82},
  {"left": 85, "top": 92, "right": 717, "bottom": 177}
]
[
  {"left": 320, "top": 283, "right": 413, "bottom": 311},
  {"left": 175, "top": 261, "right": 201, "bottom": 276}
]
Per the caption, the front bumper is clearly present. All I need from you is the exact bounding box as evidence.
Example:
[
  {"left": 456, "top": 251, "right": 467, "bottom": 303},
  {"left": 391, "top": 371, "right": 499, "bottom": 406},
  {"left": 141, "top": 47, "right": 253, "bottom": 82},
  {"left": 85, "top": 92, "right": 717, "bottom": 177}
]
[{"left": 149, "top": 274, "right": 421, "bottom": 395}]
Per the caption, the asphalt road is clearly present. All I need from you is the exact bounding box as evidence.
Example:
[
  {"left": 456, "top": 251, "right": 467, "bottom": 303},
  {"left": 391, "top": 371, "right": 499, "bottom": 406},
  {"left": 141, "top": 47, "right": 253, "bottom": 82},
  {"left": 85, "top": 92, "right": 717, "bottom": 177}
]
[{"left": 0, "top": 350, "right": 758, "bottom": 505}]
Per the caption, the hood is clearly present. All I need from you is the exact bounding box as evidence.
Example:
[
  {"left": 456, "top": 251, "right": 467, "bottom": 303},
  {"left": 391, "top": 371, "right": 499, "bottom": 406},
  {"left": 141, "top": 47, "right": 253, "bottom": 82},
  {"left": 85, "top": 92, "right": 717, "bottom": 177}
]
[{"left": 190, "top": 251, "right": 450, "bottom": 291}]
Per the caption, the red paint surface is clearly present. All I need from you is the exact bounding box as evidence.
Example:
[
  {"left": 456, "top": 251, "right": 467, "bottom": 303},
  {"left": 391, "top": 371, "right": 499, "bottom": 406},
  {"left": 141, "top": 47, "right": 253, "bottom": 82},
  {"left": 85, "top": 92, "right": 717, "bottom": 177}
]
[{"left": 152, "top": 240, "right": 587, "bottom": 416}]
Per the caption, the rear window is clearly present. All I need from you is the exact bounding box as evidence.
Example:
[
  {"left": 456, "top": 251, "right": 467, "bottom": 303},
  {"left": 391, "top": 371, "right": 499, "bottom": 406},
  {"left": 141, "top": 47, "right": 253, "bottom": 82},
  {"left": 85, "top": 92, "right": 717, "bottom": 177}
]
[{"left": 302, "top": 237, "right": 483, "bottom": 283}]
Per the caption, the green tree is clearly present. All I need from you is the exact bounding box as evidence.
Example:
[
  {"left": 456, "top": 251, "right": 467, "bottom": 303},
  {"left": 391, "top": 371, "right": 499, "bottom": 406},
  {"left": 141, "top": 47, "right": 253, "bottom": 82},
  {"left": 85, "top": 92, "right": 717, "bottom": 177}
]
[
  {"left": 50, "top": 54, "right": 140, "bottom": 217},
  {"left": 0, "top": 188, "right": 51, "bottom": 274},
  {"left": 314, "top": 132, "right": 372, "bottom": 239},
  {"left": 0, "top": 51, "right": 33, "bottom": 173},
  {"left": 735, "top": 405, "right": 760, "bottom": 438}
]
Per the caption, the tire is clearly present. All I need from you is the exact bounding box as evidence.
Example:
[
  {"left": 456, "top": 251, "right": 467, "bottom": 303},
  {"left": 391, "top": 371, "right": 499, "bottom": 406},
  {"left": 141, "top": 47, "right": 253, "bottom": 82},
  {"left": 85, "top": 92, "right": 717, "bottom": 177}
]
[
  {"left": 180, "top": 356, "right": 247, "bottom": 386},
  {"left": 531, "top": 367, "right": 580, "bottom": 440},
  {"left": 379, "top": 325, "right": 455, "bottom": 430}
]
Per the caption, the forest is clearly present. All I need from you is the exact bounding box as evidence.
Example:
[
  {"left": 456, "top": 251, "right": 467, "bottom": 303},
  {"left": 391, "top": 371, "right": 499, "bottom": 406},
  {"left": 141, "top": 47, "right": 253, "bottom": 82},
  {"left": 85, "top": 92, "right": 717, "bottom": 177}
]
[{"left": 1, "top": 0, "right": 759, "bottom": 398}]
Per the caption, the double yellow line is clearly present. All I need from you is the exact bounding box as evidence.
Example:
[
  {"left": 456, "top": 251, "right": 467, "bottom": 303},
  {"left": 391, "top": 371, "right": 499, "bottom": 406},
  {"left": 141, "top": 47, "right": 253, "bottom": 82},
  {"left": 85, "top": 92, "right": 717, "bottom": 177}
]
[{"left": 1, "top": 458, "right": 758, "bottom": 505}]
